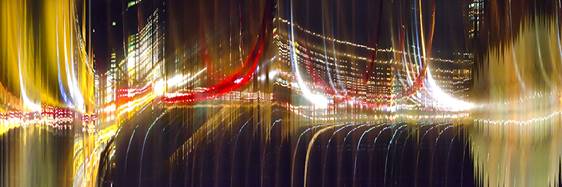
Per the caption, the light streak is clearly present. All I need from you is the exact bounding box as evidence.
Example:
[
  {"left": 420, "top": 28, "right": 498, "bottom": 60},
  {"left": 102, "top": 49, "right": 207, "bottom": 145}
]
[
  {"left": 383, "top": 124, "right": 408, "bottom": 186},
  {"left": 17, "top": 49, "right": 41, "bottom": 112},
  {"left": 164, "top": 67, "right": 207, "bottom": 89},
  {"left": 303, "top": 125, "right": 337, "bottom": 187},
  {"left": 427, "top": 124, "right": 456, "bottom": 185},
  {"left": 55, "top": 18, "right": 72, "bottom": 107},
  {"left": 162, "top": 0, "right": 273, "bottom": 105},
  {"left": 442, "top": 131, "right": 459, "bottom": 186},
  {"left": 474, "top": 111, "right": 562, "bottom": 126},
  {"left": 63, "top": 17, "right": 85, "bottom": 112},
  {"left": 290, "top": 125, "right": 326, "bottom": 187},
  {"left": 351, "top": 123, "right": 385, "bottom": 187},
  {"left": 0, "top": 106, "right": 94, "bottom": 132},
  {"left": 320, "top": 123, "right": 355, "bottom": 187},
  {"left": 123, "top": 127, "right": 137, "bottom": 173},
  {"left": 276, "top": 2, "right": 472, "bottom": 113},
  {"left": 320, "top": 12, "right": 339, "bottom": 96},
  {"left": 507, "top": 0, "right": 527, "bottom": 92},
  {"left": 288, "top": 0, "right": 330, "bottom": 109},
  {"left": 138, "top": 111, "right": 167, "bottom": 186},
  {"left": 533, "top": 4, "right": 555, "bottom": 90},
  {"left": 414, "top": 123, "right": 445, "bottom": 183},
  {"left": 425, "top": 70, "right": 475, "bottom": 111},
  {"left": 230, "top": 119, "right": 253, "bottom": 186}
]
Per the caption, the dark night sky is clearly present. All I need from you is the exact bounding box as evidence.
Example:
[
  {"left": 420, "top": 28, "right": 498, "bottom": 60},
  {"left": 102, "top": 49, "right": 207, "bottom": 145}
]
[
  {"left": 284, "top": 0, "right": 468, "bottom": 57},
  {"left": 91, "top": 0, "right": 468, "bottom": 73},
  {"left": 433, "top": 0, "right": 468, "bottom": 56},
  {"left": 91, "top": 0, "right": 124, "bottom": 73}
]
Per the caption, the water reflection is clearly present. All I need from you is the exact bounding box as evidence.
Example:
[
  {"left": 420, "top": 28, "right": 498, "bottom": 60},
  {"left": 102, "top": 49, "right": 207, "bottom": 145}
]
[
  {"left": 0, "top": 126, "right": 73, "bottom": 187},
  {"left": 95, "top": 103, "right": 475, "bottom": 186},
  {"left": 470, "top": 116, "right": 562, "bottom": 186},
  {"left": 3, "top": 110, "right": 562, "bottom": 187}
]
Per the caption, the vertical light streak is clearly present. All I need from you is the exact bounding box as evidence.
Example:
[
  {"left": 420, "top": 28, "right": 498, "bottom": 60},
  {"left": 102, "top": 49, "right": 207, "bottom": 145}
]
[
  {"left": 303, "top": 125, "right": 337, "bottom": 187},
  {"left": 123, "top": 127, "right": 137, "bottom": 174},
  {"left": 289, "top": 0, "right": 329, "bottom": 108},
  {"left": 320, "top": 25, "right": 338, "bottom": 96},
  {"left": 426, "top": 70, "right": 474, "bottom": 111},
  {"left": 427, "top": 124, "right": 455, "bottom": 186},
  {"left": 442, "top": 131, "right": 458, "bottom": 187},
  {"left": 335, "top": 124, "right": 368, "bottom": 186},
  {"left": 351, "top": 124, "right": 384, "bottom": 187},
  {"left": 64, "top": 16, "right": 86, "bottom": 112},
  {"left": 470, "top": 117, "right": 562, "bottom": 187},
  {"left": 556, "top": 0, "right": 562, "bottom": 79},
  {"left": 331, "top": 35, "right": 348, "bottom": 97},
  {"left": 383, "top": 124, "right": 407, "bottom": 186},
  {"left": 533, "top": 8, "right": 555, "bottom": 90},
  {"left": 1, "top": 0, "right": 92, "bottom": 185},
  {"left": 138, "top": 111, "right": 167, "bottom": 186},
  {"left": 55, "top": 18, "right": 72, "bottom": 107},
  {"left": 230, "top": 119, "right": 252, "bottom": 187},
  {"left": 321, "top": 123, "right": 354, "bottom": 187},
  {"left": 17, "top": 44, "right": 41, "bottom": 112},
  {"left": 413, "top": 0, "right": 424, "bottom": 76},
  {"left": 414, "top": 123, "right": 444, "bottom": 184},
  {"left": 290, "top": 125, "right": 321, "bottom": 187},
  {"left": 508, "top": 0, "right": 527, "bottom": 92}
]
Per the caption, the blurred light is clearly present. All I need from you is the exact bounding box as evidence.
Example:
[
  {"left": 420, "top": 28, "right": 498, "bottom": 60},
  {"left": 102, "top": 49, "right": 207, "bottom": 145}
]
[{"left": 288, "top": 0, "right": 329, "bottom": 109}]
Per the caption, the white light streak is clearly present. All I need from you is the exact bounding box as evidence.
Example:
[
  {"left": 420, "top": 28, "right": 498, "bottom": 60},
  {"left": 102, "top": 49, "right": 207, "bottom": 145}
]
[
  {"left": 288, "top": 0, "right": 329, "bottom": 108},
  {"left": 425, "top": 70, "right": 475, "bottom": 111}
]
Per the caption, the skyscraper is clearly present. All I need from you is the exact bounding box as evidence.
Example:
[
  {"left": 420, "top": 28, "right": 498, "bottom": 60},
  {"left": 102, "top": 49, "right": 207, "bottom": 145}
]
[
  {"left": 120, "top": 0, "right": 165, "bottom": 87},
  {"left": 467, "top": 0, "right": 484, "bottom": 41}
]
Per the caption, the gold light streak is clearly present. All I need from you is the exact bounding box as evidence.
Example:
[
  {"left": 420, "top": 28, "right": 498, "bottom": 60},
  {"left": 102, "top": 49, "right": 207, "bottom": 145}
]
[
  {"left": 168, "top": 105, "right": 243, "bottom": 161},
  {"left": 287, "top": 0, "right": 331, "bottom": 108},
  {"left": 6, "top": 0, "right": 562, "bottom": 185},
  {"left": 469, "top": 1, "right": 562, "bottom": 186},
  {"left": 0, "top": 0, "right": 94, "bottom": 112},
  {"left": 302, "top": 125, "right": 337, "bottom": 187},
  {"left": 470, "top": 116, "right": 562, "bottom": 187},
  {"left": 481, "top": 17, "right": 562, "bottom": 109},
  {"left": 276, "top": 0, "right": 474, "bottom": 113},
  {"left": 1, "top": 0, "right": 94, "bottom": 186}
]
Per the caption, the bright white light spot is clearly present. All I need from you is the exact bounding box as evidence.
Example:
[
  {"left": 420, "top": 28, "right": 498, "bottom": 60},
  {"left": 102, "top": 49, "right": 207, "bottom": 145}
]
[
  {"left": 234, "top": 77, "right": 243, "bottom": 84},
  {"left": 426, "top": 70, "right": 475, "bottom": 111},
  {"left": 167, "top": 74, "right": 185, "bottom": 87},
  {"left": 153, "top": 80, "right": 165, "bottom": 96}
]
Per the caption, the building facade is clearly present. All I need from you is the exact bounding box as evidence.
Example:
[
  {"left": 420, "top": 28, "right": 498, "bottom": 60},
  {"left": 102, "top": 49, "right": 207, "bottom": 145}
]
[{"left": 273, "top": 18, "right": 473, "bottom": 103}]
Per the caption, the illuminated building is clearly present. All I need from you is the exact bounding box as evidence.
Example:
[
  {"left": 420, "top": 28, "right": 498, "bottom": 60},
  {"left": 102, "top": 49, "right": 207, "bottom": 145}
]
[
  {"left": 120, "top": 9, "right": 165, "bottom": 88},
  {"left": 95, "top": 52, "right": 119, "bottom": 125},
  {"left": 118, "top": 0, "right": 166, "bottom": 89},
  {"left": 105, "top": 53, "right": 117, "bottom": 104},
  {"left": 467, "top": 0, "right": 485, "bottom": 40},
  {"left": 94, "top": 74, "right": 101, "bottom": 110},
  {"left": 94, "top": 3, "right": 166, "bottom": 125},
  {"left": 0, "top": 0, "right": 94, "bottom": 112},
  {"left": 429, "top": 52, "right": 473, "bottom": 99},
  {"left": 273, "top": 18, "right": 473, "bottom": 104},
  {"left": 465, "top": 0, "right": 485, "bottom": 99},
  {"left": 274, "top": 18, "right": 392, "bottom": 103}
]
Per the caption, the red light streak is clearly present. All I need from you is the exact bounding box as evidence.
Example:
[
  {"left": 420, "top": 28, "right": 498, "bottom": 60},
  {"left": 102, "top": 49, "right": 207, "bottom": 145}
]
[{"left": 162, "top": 0, "right": 274, "bottom": 105}]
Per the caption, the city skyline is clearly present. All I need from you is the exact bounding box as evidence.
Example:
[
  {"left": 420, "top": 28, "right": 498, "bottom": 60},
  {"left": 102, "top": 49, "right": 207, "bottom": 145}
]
[{"left": 2, "top": 0, "right": 562, "bottom": 186}]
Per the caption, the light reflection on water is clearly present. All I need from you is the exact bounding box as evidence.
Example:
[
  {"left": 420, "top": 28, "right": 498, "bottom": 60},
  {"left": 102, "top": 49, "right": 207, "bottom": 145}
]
[
  {"left": 0, "top": 111, "right": 561, "bottom": 186},
  {"left": 0, "top": 125, "right": 74, "bottom": 187},
  {"left": 470, "top": 116, "right": 562, "bottom": 186}
]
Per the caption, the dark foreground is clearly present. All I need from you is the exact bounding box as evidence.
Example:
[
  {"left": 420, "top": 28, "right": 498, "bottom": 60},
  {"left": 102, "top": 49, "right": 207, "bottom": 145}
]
[{"left": 97, "top": 106, "right": 475, "bottom": 187}]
